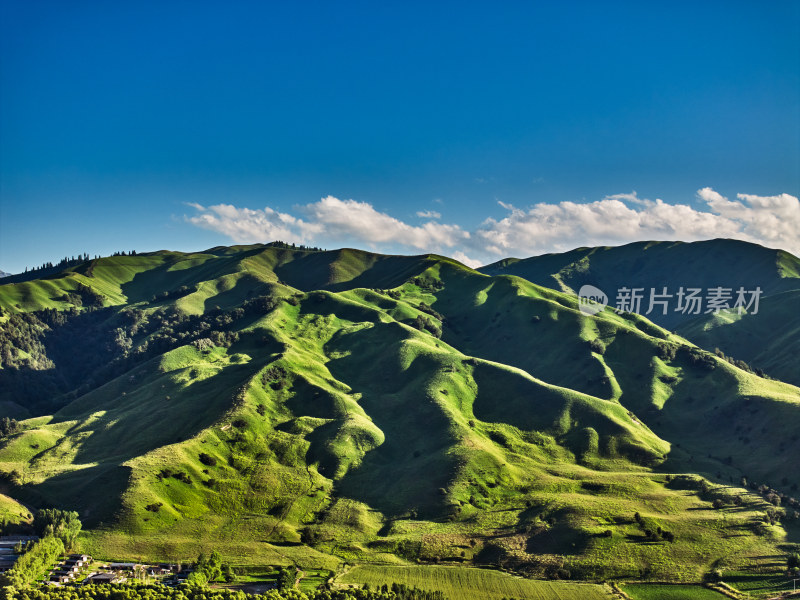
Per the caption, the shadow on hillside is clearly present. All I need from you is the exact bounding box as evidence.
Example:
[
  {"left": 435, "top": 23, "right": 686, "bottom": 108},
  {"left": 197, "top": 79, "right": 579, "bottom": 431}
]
[
  {"left": 526, "top": 525, "right": 592, "bottom": 555},
  {"left": 322, "top": 321, "right": 459, "bottom": 517},
  {"left": 16, "top": 463, "right": 132, "bottom": 528},
  {"left": 119, "top": 250, "right": 263, "bottom": 304},
  {"left": 434, "top": 274, "right": 611, "bottom": 399},
  {"left": 273, "top": 251, "right": 425, "bottom": 292},
  {"left": 70, "top": 359, "right": 271, "bottom": 466},
  {"left": 13, "top": 326, "right": 283, "bottom": 528},
  {"left": 200, "top": 273, "right": 276, "bottom": 313}
]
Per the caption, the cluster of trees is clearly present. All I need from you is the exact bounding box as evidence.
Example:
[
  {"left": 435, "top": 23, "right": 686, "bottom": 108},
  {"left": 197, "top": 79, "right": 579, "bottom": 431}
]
[
  {"left": 753, "top": 479, "right": 800, "bottom": 501},
  {"left": 60, "top": 284, "right": 106, "bottom": 310},
  {"left": 0, "top": 293, "right": 286, "bottom": 417},
  {"left": 21, "top": 254, "right": 92, "bottom": 275},
  {"left": 411, "top": 315, "right": 441, "bottom": 339},
  {"left": 199, "top": 453, "right": 217, "bottom": 467},
  {"left": 788, "top": 552, "right": 800, "bottom": 572},
  {"left": 186, "top": 551, "right": 236, "bottom": 586},
  {"left": 656, "top": 342, "right": 720, "bottom": 371},
  {"left": 0, "top": 312, "right": 53, "bottom": 371},
  {"left": 656, "top": 342, "right": 678, "bottom": 362},
  {"left": 712, "top": 348, "right": 767, "bottom": 378},
  {"left": 0, "top": 306, "right": 132, "bottom": 415},
  {"left": 266, "top": 241, "right": 324, "bottom": 252},
  {"left": 682, "top": 347, "right": 717, "bottom": 371},
  {"left": 11, "top": 250, "right": 145, "bottom": 285},
  {"left": 406, "top": 296, "right": 445, "bottom": 339},
  {"left": 15, "top": 250, "right": 141, "bottom": 278},
  {"left": 586, "top": 339, "right": 606, "bottom": 355},
  {"left": 0, "top": 417, "right": 20, "bottom": 438},
  {"left": 633, "top": 512, "right": 675, "bottom": 542},
  {"left": 243, "top": 294, "right": 282, "bottom": 314},
  {"left": 670, "top": 474, "right": 800, "bottom": 526},
  {"left": 655, "top": 341, "right": 767, "bottom": 377},
  {"left": 157, "top": 468, "right": 192, "bottom": 485},
  {"left": 416, "top": 303, "right": 443, "bottom": 322},
  {"left": 127, "top": 307, "right": 240, "bottom": 356},
  {"left": 371, "top": 289, "right": 403, "bottom": 300},
  {"left": 33, "top": 509, "right": 82, "bottom": 550},
  {"left": 276, "top": 567, "right": 297, "bottom": 590},
  {"left": 0, "top": 583, "right": 448, "bottom": 600},
  {"left": 0, "top": 535, "right": 64, "bottom": 588},
  {"left": 137, "top": 292, "right": 290, "bottom": 356},
  {"left": 150, "top": 285, "right": 196, "bottom": 303},
  {"left": 409, "top": 277, "right": 444, "bottom": 293},
  {"left": 261, "top": 365, "right": 289, "bottom": 391},
  {"left": 360, "top": 585, "right": 446, "bottom": 600},
  {"left": 742, "top": 477, "right": 800, "bottom": 522}
]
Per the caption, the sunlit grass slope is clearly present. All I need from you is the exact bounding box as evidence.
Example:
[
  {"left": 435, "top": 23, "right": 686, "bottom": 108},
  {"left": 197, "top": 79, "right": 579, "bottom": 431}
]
[
  {"left": 338, "top": 565, "right": 611, "bottom": 600},
  {"left": 0, "top": 243, "right": 797, "bottom": 586}
]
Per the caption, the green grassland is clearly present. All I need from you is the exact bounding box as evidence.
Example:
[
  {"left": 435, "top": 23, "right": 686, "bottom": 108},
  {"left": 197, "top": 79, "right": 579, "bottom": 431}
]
[
  {"left": 0, "top": 242, "right": 798, "bottom": 595},
  {"left": 621, "top": 583, "right": 725, "bottom": 600},
  {"left": 721, "top": 570, "right": 797, "bottom": 597},
  {"left": 338, "top": 565, "right": 611, "bottom": 600}
]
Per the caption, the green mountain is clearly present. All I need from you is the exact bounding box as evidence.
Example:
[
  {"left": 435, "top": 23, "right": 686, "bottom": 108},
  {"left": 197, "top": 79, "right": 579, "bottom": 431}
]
[
  {"left": 0, "top": 242, "right": 797, "bottom": 585},
  {"left": 675, "top": 289, "right": 800, "bottom": 387},
  {"left": 480, "top": 239, "right": 800, "bottom": 385}
]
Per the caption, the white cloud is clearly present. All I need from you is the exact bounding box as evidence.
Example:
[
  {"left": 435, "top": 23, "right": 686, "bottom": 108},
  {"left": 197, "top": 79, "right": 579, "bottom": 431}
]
[
  {"left": 497, "top": 200, "right": 516, "bottom": 212},
  {"left": 187, "top": 203, "right": 308, "bottom": 242},
  {"left": 697, "top": 188, "right": 800, "bottom": 251},
  {"left": 416, "top": 210, "right": 442, "bottom": 219},
  {"left": 301, "top": 196, "right": 467, "bottom": 250},
  {"left": 451, "top": 251, "right": 483, "bottom": 269},
  {"left": 185, "top": 188, "right": 800, "bottom": 262},
  {"left": 471, "top": 189, "right": 800, "bottom": 257},
  {"left": 604, "top": 191, "right": 647, "bottom": 205},
  {"left": 186, "top": 196, "right": 468, "bottom": 253}
]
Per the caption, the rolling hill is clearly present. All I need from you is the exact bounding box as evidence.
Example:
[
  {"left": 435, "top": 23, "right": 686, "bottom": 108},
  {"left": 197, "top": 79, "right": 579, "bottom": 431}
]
[
  {"left": 480, "top": 239, "right": 800, "bottom": 385},
  {"left": 0, "top": 242, "right": 797, "bottom": 587}
]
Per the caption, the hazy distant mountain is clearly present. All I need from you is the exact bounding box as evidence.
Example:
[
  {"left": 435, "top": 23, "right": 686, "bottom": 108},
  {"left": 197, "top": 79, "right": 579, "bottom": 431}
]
[{"left": 0, "top": 270, "right": 11, "bottom": 278}]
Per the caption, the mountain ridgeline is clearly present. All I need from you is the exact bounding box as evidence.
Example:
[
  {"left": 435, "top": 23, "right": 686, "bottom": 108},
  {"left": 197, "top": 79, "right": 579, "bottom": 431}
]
[
  {"left": 0, "top": 240, "right": 798, "bottom": 582},
  {"left": 480, "top": 239, "right": 800, "bottom": 385}
]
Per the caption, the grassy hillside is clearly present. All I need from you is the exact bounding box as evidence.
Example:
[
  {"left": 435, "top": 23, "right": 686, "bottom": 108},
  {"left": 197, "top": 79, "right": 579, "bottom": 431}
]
[
  {"left": 0, "top": 243, "right": 798, "bottom": 591},
  {"left": 0, "top": 492, "right": 31, "bottom": 530},
  {"left": 479, "top": 239, "right": 800, "bottom": 386},
  {"left": 0, "top": 244, "right": 446, "bottom": 316},
  {"left": 676, "top": 289, "right": 800, "bottom": 386},
  {"left": 478, "top": 239, "right": 800, "bottom": 327}
]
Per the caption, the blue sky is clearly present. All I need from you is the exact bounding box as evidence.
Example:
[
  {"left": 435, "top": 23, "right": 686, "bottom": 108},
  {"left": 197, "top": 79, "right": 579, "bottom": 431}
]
[{"left": 1, "top": 1, "right": 799, "bottom": 272}]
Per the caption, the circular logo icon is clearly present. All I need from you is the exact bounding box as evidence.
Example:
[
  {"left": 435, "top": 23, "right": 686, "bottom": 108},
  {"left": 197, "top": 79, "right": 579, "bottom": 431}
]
[{"left": 578, "top": 284, "right": 608, "bottom": 316}]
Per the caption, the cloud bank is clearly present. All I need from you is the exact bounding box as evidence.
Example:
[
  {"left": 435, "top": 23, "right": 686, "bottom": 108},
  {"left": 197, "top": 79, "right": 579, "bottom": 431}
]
[{"left": 186, "top": 188, "right": 800, "bottom": 267}]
